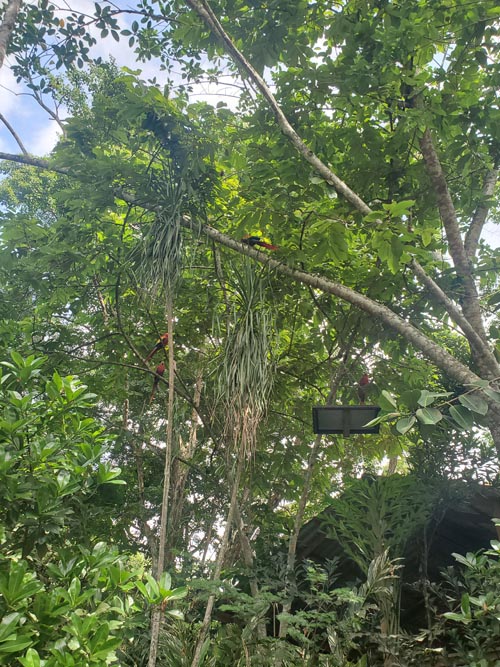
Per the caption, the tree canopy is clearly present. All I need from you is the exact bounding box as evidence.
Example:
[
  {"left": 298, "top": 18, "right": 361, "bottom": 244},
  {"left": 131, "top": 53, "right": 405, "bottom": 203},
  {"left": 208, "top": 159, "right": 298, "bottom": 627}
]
[{"left": 1, "top": 0, "right": 500, "bottom": 665}]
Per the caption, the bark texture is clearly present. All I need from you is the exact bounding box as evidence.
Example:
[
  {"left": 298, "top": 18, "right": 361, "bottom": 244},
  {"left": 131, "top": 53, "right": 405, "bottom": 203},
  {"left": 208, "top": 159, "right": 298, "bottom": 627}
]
[{"left": 0, "top": 0, "right": 22, "bottom": 70}]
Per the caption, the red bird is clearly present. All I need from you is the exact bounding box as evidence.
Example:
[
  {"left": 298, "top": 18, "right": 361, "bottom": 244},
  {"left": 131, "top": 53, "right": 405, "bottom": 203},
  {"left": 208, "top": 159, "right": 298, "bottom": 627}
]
[
  {"left": 145, "top": 333, "right": 169, "bottom": 363},
  {"left": 357, "top": 373, "right": 370, "bottom": 405},
  {"left": 149, "top": 361, "right": 166, "bottom": 404},
  {"left": 241, "top": 235, "right": 278, "bottom": 251}
]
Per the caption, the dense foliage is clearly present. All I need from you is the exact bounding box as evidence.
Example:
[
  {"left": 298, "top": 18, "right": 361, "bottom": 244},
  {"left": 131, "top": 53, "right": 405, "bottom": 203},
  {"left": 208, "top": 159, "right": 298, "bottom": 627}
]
[{"left": 1, "top": 0, "right": 500, "bottom": 665}]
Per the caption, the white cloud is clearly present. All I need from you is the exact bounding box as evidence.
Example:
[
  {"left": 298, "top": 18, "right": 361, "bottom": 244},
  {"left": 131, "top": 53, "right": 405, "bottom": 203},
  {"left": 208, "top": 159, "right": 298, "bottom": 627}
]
[
  {"left": 0, "top": 65, "right": 25, "bottom": 116},
  {"left": 482, "top": 222, "right": 500, "bottom": 250},
  {"left": 30, "top": 121, "right": 61, "bottom": 156}
]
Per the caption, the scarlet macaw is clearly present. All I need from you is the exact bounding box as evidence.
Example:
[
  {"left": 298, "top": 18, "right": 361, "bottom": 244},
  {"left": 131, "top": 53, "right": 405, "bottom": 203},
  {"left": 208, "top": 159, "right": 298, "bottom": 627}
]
[
  {"left": 149, "top": 361, "right": 166, "bottom": 403},
  {"left": 357, "top": 373, "right": 370, "bottom": 405},
  {"left": 241, "top": 234, "right": 278, "bottom": 251},
  {"left": 145, "top": 333, "right": 169, "bottom": 363}
]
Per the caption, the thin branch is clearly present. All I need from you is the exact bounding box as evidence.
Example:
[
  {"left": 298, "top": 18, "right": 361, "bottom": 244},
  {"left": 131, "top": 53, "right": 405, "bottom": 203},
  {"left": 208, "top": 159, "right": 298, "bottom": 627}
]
[
  {"left": 93, "top": 275, "right": 109, "bottom": 324},
  {"left": 31, "top": 90, "right": 66, "bottom": 135},
  {"left": 0, "top": 0, "right": 22, "bottom": 70},
  {"left": 184, "top": 0, "right": 371, "bottom": 215},
  {"left": 465, "top": 166, "right": 499, "bottom": 259},
  {"left": 0, "top": 112, "right": 28, "bottom": 155}
]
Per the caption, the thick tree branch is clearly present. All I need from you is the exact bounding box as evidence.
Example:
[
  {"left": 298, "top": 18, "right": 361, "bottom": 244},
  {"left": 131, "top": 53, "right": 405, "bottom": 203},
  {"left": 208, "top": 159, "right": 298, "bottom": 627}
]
[
  {"left": 0, "top": 0, "right": 22, "bottom": 70},
  {"left": 0, "top": 149, "right": 484, "bottom": 388},
  {"left": 410, "top": 258, "right": 498, "bottom": 371},
  {"left": 177, "top": 218, "right": 481, "bottom": 388},
  {"left": 0, "top": 113, "right": 28, "bottom": 155},
  {"left": 184, "top": 0, "right": 371, "bottom": 216},
  {"left": 0, "top": 151, "right": 69, "bottom": 174},
  {"left": 419, "top": 128, "right": 487, "bottom": 340},
  {"left": 465, "top": 167, "right": 499, "bottom": 260}
]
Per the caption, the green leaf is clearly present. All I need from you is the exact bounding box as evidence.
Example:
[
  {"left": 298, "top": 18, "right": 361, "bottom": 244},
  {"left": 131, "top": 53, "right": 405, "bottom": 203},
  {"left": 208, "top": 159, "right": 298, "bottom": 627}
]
[
  {"left": 158, "top": 572, "right": 171, "bottom": 593},
  {"left": 415, "top": 407, "right": 442, "bottom": 425},
  {"left": 383, "top": 199, "right": 415, "bottom": 217},
  {"left": 165, "top": 586, "right": 188, "bottom": 601},
  {"left": 18, "top": 648, "right": 41, "bottom": 667},
  {"left": 417, "top": 390, "right": 452, "bottom": 407},
  {"left": 458, "top": 394, "right": 489, "bottom": 415},
  {"left": 482, "top": 387, "right": 500, "bottom": 403},
  {"left": 363, "top": 412, "right": 400, "bottom": 428},
  {"left": 395, "top": 415, "right": 416, "bottom": 435},
  {"left": 378, "top": 390, "right": 398, "bottom": 410},
  {"left": 449, "top": 405, "right": 474, "bottom": 430},
  {"left": 400, "top": 389, "right": 422, "bottom": 410},
  {"left": 443, "top": 611, "right": 471, "bottom": 624},
  {"left": 10, "top": 350, "right": 24, "bottom": 367},
  {"left": 460, "top": 592, "right": 471, "bottom": 616}
]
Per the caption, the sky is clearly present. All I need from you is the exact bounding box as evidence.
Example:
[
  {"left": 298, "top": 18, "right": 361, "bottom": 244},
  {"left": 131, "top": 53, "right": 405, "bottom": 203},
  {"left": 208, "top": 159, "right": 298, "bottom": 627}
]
[
  {"left": 0, "top": 0, "right": 239, "bottom": 156},
  {"left": 0, "top": 2, "right": 499, "bottom": 248}
]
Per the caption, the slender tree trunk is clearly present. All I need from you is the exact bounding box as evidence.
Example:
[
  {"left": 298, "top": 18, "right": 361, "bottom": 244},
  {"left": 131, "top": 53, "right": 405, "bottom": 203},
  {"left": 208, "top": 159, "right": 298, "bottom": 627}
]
[
  {"left": 167, "top": 369, "right": 203, "bottom": 561},
  {"left": 148, "top": 296, "right": 176, "bottom": 667},
  {"left": 233, "top": 498, "right": 267, "bottom": 639},
  {"left": 0, "top": 0, "right": 22, "bottom": 70},
  {"left": 279, "top": 360, "right": 349, "bottom": 640},
  {"left": 190, "top": 449, "right": 245, "bottom": 667},
  {"left": 133, "top": 439, "right": 159, "bottom": 572},
  {"left": 278, "top": 433, "right": 322, "bottom": 640}
]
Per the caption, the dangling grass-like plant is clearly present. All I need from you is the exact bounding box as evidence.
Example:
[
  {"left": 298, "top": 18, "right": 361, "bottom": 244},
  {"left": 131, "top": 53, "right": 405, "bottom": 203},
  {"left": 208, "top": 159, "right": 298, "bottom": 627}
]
[
  {"left": 138, "top": 164, "right": 185, "bottom": 295},
  {"left": 217, "top": 261, "right": 277, "bottom": 458}
]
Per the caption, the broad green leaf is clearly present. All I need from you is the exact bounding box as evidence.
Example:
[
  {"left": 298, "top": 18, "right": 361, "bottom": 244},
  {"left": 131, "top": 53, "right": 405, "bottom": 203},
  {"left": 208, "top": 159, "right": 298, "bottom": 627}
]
[
  {"left": 18, "top": 648, "right": 42, "bottom": 667},
  {"left": 378, "top": 390, "right": 398, "bottom": 411},
  {"left": 417, "top": 390, "right": 452, "bottom": 407},
  {"left": 415, "top": 407, "right": 442, "bottom": 425},
  {"left": 482, "top": 387, "right": 500, "bottom": 403},
  {"left": 458, "top": 394, "right": 489, "bottom": 415},
  {"left": 449, "top": 405, "right": 474, "bottom": 430},
  {"left": 443, "top": 612, "right": 471, "bottom": 624},
  {"left": 383, "top": 200, "right": 415, "bottom": 217},
  {"left": 158, "top": 572, "right": 171, "bottom": 593},
  {"left": 395, "top": 415, "right": 416, "bottom": 435},
  {"left": 164, "top": 586, "right": 188, "bottom": 601},
  {"left": 460, "top": 593, "right": 471, "bottom": 617},
  {"left": 400, "top": 389, "right": 422, "bottom": 410}
]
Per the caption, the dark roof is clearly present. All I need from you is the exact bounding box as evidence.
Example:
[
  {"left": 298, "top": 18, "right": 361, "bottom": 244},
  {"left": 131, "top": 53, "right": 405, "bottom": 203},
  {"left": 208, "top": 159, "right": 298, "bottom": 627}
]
[{"left": 297, "top": 482, "right": 500, "bottom": 580}]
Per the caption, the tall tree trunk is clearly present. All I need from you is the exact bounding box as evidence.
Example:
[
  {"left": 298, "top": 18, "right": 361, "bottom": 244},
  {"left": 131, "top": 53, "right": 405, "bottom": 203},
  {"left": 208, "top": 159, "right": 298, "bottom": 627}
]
[
  {"left": 233, "top": 497, "right": 267, "bottom": 639},
  {"left": 166, "top": 369, "right": 203, "bottom": 562},
  {"left": 190, "top": 449, "right": 245, "bottom": 667},
  {"left": 148, "top": 296, "right": 176, "bottom": 667}
]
